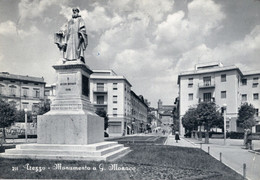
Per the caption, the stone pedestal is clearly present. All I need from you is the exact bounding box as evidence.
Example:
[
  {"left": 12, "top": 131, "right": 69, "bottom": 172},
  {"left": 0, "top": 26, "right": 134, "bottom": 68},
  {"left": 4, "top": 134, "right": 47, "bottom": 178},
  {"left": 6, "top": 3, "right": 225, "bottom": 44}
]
[{"left": 37, "top": 63, "right": 103, "bottom": 145}]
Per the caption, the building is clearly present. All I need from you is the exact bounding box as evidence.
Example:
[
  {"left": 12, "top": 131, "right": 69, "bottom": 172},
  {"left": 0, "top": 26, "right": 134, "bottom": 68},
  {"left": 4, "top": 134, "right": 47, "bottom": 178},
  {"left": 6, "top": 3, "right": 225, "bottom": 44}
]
[
  {"left": 130, "top": 91, "right": 148, "bottom": 134},
  {"left": 89, "top": 70, "right": 132, "bottom": 137},
  {"left": 157, "top": 99, "right": 175, "bottom": 133},
  {"left": 43, "top": 69, "right": 149, "bottom": 137},
  {"left": 0, "top": 72, "right": 45, "bottom": 112},
  {"left": 44, "top": 83, "right": 56, "bottom": 103},
  {"left": 178, "top": 62, "right": 260, "bottom": 135}
]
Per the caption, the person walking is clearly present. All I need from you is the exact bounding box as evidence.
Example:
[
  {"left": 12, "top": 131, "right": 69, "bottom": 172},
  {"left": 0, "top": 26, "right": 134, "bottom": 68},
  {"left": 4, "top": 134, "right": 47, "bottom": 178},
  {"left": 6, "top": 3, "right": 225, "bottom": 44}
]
[{"left": 175, "top": 131, "right": 180, "bottom": 143}]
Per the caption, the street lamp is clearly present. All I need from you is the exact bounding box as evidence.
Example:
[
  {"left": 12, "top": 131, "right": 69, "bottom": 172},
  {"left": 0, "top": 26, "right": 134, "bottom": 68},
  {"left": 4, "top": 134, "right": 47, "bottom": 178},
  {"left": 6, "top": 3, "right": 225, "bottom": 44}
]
[
  {"left": 222, "top": 104, "right": 227, "bottom": 145},
  {"left": 24, "top": 108, "right": 28, "bottom": 143}
]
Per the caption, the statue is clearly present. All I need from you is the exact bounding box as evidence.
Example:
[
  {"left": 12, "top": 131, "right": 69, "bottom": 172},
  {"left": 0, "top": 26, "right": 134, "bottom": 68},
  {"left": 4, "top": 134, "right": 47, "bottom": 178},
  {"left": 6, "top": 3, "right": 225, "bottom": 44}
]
[{"left": 55, "top": 8, "right": 88, "bottom": 63}]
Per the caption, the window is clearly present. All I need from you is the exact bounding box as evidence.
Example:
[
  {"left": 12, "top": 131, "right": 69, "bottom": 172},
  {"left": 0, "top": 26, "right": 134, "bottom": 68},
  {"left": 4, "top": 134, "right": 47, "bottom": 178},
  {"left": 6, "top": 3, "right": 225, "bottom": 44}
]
[
  {"left": 22, "top": 87, "right": 29, "bottom": 97},
  {"left": 9, "top": 85, "right": 16, "bottom": 96},
  {"left": 253, "top": 77, "right": 259, "bottom": 87},
  {"left": 109, "top": 124, "right": 121, "bottom": 133},
  {"left": 22, "top": 102, "right": 29, "bottom": 109},
  {"left": 188, "top": 93, "right": 193, "bottom": 100},
  {"left": 203, "top": 76, "right": 211, "bottom": 86},
  {"left": 241, "top": 79, "right": 247, "bottom": 85},
  {"left": 0, "top": 84, "right": 4, "bottom": 94},
  {"left": 33, "top": 88, "right": 40, "bottom": 98},
  {"left": 32, "top": 103, "right": 39, "bottom": 112},
  {"left": 203, "top": 93, "right": 212, "bottom": 102},
  {"left": 221, "top": 91, "right": 226, "bottom": 99},
  {"left": 253, "top": 77, "right": 259, "bottom": 82},
  {"left": 113, "top": 83, "right": 118, "bottom": 90},
  {"left": 113, "top": 108, "right": 117, "bottom": 116},
  {"left": 96, "top": 83, "right": 104, "bottom": 91},
  {"left": 253, "top": 93, "right": 259, "bottom": 100},
  {"left": 97, "top": 96, "right": 104, "bottom": 104},
  {"left": 242, "top": 94, "right": 247, "bottom": 101},
  {"left": 221, "top": 74, "right": 226, "bottom": 82},
  {"left": 255, "top": 109, "right": 259, "bottom": 117},
  {"left": 113, "top": 95, "right": 118, "bottom": 103},
  {"left": 44, "top": 90, "right": 50, "bottom": 96},
  {"left": 188, "top": 78, "right": 193, "bottom": 88}
]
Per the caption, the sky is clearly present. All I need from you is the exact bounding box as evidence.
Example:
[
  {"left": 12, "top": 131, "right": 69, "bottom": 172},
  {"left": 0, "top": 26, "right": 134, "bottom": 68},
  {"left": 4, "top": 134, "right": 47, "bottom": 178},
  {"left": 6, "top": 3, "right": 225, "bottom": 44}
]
[{"left": 0, "top": 0, "right": 260, "bottom": 107}]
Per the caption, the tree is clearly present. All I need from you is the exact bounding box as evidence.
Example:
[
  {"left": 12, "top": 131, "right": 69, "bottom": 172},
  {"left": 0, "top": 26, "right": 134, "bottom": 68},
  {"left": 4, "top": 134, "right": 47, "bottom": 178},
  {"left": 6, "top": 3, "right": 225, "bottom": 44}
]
[
  {"left": 196, "top": 102, "right": 223, "bottom": 143},
  {"left": 37, "top": 101, "right": 51, "bottom": 115},
  {"left": 95, "top": 109, "right": 109, "bottom": 131},
  {"left": 172, "top": 105, "right": 179, "bottom": 132},
  {"left": 0, "top": 99, "right": 17, "bottom": 142},
  {"left": 182, "top": 107, "right": 198, "bottom": 133},
  {"left": 15, "top": 110, "right": 32, "bottom": 122},
  {"left": 237, "top": 103, "right": 256, "bottom": 130}
]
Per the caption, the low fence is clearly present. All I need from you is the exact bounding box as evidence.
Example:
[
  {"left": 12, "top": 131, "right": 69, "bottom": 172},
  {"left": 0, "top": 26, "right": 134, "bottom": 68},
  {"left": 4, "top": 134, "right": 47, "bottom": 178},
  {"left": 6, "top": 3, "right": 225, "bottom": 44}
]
[{"left": 3, "top": 122, "right": 37, "bottom": 139}]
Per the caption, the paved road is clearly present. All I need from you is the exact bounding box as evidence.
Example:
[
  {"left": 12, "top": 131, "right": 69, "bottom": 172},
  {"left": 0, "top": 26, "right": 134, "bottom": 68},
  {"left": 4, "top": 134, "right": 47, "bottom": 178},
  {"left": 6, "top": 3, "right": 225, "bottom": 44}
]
[{"left": 166, "top": 136, "right": 260, "bottom": 180}]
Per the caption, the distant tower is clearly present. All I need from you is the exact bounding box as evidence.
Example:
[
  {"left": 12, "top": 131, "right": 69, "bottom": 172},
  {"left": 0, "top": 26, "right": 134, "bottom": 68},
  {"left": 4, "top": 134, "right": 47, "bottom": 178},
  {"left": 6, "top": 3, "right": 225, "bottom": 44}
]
[{"left": 158, "top": 99, "right": 163, "bottom": 111}]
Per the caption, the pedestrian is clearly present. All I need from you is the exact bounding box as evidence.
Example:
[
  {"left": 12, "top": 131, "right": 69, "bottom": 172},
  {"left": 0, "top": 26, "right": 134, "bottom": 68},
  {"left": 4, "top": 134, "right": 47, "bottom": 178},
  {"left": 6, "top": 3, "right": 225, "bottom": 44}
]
[{"left": 175, "top": 131, "right": 180, "bottom": 143}]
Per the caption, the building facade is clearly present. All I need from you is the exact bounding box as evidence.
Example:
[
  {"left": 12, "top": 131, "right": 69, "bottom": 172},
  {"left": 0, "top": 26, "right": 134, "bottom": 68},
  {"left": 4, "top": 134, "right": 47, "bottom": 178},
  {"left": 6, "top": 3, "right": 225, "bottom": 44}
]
[
  {"left": 89, "top": 70, "right": 132, "bottom": 137},
  {"left": 178, "top": 62, "right": 260, "bottom": 135},
  {"left": 0, "top": 72, "right": 45, "bottom": 112},
  {"left": 157, "top": 99, "right": 175, "bottom": 133},
  {"left": 130, "top": 91, "right": 148, "bottom": 134}
]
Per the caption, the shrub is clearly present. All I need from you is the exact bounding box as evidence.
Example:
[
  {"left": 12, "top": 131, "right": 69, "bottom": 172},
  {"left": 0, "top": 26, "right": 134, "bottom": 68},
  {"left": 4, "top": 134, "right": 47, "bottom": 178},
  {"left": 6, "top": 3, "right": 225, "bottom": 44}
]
[{"left": 228, "top": 132, "right": 244, "bottom": 139}]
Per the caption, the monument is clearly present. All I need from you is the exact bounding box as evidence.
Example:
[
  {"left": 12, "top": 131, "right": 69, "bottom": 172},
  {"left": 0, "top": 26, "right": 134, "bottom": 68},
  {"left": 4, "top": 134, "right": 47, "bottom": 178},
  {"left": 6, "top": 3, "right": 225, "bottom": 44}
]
[{"left": 0, "top": 8, "right": 129, "bottom": 161}]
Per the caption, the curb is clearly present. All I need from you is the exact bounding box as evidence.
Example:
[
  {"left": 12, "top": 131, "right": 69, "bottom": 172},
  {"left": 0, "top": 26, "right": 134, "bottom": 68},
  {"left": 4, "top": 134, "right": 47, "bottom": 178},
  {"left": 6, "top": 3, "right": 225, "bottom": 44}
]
[{"left": 248, "top": 150, "right": 260, "bottom": 155}]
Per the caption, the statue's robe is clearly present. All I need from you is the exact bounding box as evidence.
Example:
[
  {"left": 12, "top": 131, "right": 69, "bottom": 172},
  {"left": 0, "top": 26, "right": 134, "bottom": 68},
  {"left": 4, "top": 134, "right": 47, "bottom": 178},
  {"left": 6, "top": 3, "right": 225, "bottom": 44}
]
[{"left": 65, "top": 16, "right": 88, "bottom": 61}]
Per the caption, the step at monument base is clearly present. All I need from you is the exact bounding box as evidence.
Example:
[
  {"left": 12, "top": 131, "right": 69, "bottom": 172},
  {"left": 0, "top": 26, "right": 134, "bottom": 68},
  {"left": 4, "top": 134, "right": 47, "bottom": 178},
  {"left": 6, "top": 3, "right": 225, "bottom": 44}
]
[{"left": 0, "top": 142, "right": 130, "bottom": 161}]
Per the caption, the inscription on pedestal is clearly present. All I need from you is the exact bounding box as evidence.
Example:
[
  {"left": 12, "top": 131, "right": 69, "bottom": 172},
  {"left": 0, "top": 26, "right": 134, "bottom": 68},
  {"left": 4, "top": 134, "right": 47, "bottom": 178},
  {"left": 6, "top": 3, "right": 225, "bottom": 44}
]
[{"left": 58, "top": 73, "right": 77, "bottom": 95}]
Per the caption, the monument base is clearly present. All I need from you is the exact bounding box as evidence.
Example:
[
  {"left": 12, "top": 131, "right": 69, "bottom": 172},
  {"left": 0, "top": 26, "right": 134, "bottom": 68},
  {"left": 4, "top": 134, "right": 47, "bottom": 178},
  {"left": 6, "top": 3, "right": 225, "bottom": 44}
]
[
  {"left": 0, "top": 142, "right": 130, "bottom": 161},
  {"left": 37, "top": 111, "right": 103, "bottom": 145}
]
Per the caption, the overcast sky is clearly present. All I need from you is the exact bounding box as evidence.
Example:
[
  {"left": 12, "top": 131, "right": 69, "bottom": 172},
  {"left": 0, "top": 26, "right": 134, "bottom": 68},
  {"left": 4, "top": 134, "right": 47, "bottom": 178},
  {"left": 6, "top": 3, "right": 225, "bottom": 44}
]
[{"left": 0, "top": 0, "right": 260, "bottom": 107}]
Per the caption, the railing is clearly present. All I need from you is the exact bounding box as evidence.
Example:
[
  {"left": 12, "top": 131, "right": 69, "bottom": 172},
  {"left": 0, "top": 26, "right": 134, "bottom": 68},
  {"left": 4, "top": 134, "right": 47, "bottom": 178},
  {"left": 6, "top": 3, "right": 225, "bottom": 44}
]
[
  {"left": 93, "top": 102, "right": 108, "bottom": 106},
  {"left": 0, "top": 94, "right": 44, "bottom": 100},
  {"left": 198, "top": 82, "right": 215, "bottom": 88},
  {"left": 93, "top": 87, "right": 108, "bottom": 93}
]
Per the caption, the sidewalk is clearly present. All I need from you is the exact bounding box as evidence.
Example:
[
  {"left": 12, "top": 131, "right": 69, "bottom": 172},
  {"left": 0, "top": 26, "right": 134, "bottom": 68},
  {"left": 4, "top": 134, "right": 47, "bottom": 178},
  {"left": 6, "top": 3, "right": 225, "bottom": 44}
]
[
  {"left": 165, "top": 135, "right": 199, "bottom": 148},
  {"left": 166, "top": 136, "right": 260, "bottom": 180}
]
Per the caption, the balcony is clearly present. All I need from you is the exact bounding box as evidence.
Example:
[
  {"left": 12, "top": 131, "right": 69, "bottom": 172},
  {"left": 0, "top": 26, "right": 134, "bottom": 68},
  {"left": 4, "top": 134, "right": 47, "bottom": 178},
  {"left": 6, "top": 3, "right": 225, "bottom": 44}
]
[
  {"left": 198, "top": 82, "right": 215, "bottom": 89},
  {"left": 93, "top": 87, "right": 108, "bottom": 94},
  {"left": 93, "top": 102, "right": 108, "bottom": 107}
]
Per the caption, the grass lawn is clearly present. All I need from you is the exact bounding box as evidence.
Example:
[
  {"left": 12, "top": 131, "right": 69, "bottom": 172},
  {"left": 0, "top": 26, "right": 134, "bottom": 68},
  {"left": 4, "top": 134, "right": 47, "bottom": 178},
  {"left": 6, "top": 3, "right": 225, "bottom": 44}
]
[{"left": 0, "top": 143, "right": 244, "bottom": 180}]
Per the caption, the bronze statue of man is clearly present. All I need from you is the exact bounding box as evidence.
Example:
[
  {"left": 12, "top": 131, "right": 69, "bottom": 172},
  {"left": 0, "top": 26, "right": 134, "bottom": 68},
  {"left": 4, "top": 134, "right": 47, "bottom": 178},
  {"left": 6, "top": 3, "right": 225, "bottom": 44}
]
[{"left": 55, "top": 8, "right": 88, "bottom": 63}]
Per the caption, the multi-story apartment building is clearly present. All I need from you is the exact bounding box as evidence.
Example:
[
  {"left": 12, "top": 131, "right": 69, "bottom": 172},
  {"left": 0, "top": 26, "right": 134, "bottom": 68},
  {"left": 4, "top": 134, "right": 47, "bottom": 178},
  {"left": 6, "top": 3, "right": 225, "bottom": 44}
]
[
  {"left": 89, "top": 70, "right": 132, "bottom": 137},
  {"left": 0, "top": 72, "right": 45, "bottom": 112},
  {"left": 130, "top": 91, "right": 148, "bottom": 134},
  {"left": 178, "top": 62, "right": 260, "bottom": 135}
]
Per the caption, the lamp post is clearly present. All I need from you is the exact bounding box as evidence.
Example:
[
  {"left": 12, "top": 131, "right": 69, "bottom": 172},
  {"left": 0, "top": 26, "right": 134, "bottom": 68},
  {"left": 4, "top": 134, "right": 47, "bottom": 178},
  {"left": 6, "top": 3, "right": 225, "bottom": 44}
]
[
  {"left": 222, "top": 104, "right": 227, "bottom": 145},
  {"left": 24, "top": 108, "right": 28, "bottom": 143}
]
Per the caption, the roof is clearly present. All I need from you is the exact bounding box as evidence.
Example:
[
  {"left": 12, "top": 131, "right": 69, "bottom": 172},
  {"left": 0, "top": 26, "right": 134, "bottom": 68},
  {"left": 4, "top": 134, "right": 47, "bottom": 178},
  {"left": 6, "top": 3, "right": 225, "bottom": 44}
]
[
  {"left": 131, "top": 90, "right": 149, "bottom": 108},
  {"left": 178, "top": 65, "right": 243, "bottom": 84},
  {"left": 90, "top": 69, "right": 132, "bottom": 86},
  {"left": 0, "top": 72, "right": 45, "bottom": 84},
  {"left": 242, "top": 70, "right": 260, "bottom": 76}
]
